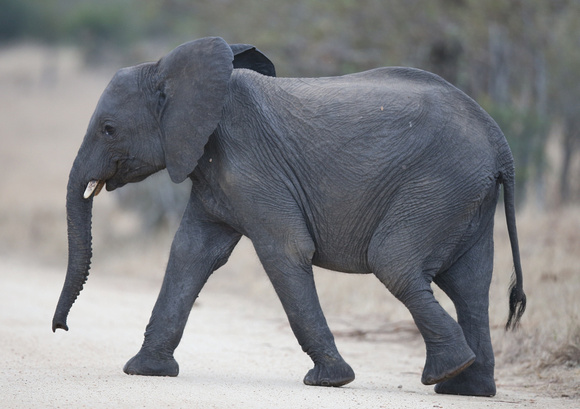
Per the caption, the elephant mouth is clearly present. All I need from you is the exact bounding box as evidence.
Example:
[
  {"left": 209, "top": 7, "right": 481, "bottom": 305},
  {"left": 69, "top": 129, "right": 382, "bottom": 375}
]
[
  {"left": 83, "top": 180, "right": 105, "bottom": 199},
  {"left": 82, "top": 158, "right": 159, "bottom": 200},
  {"left": 82, "top": 173, "right": 152, "bottom": 200},
  {"left": 82, "top": 163, "right": 128, "bottom": 199},
  {"left": 83, "top": 179, "right": 126, "bottom": 199},
  {"left": 82, "top": 178, "right": 127, "bottom": 199}
]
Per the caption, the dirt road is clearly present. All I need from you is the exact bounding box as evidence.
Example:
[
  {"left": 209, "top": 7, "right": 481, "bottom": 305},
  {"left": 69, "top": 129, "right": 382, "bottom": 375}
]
[{"left": 0, "top": 258, "right": 572, "bottom": 409}]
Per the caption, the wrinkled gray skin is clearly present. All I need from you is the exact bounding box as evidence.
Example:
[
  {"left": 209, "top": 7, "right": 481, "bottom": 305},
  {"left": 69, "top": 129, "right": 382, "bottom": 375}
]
[{"left": 53, "top": 37, "right": 526, "bottom": 397}]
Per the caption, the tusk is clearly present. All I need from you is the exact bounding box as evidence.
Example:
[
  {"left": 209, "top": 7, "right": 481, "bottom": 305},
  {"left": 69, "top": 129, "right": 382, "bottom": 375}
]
[
  {"left": 83, "top": 180, "right": 105, "bottom": 199},
  {"left": 94, "top": 180, "right": 105, "bottom": 197}
]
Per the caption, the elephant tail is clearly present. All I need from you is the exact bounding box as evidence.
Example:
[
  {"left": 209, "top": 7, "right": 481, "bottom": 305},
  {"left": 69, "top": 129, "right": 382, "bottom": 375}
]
[{"left": 500, "top": 169, "right": 526, "bottom": 330}]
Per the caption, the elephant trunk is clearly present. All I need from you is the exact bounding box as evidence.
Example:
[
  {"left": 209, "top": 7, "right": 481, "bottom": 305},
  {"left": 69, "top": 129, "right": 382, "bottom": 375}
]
[{"left": 52, "top": 160, "right": 95, "bottom": 332}]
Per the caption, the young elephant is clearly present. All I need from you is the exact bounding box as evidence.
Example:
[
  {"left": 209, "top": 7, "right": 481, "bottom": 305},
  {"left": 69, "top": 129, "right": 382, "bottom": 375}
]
[{"left": 53, "top": 37, "right": 526, "bottom": 397}]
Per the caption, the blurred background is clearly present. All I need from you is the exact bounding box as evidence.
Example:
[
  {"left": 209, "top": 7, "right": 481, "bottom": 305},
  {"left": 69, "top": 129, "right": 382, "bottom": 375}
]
[
  {"left": 2, "top": 0, "right": 580, "bottom": 208},
  {"left": 0, "top": 0, "right": 578, "bottom": 398}
]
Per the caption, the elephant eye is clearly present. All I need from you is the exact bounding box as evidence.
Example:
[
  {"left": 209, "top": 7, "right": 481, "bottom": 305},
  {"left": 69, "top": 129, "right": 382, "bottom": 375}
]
[{"left": 104, "top": 125, "right": 116, "bottom": 136}]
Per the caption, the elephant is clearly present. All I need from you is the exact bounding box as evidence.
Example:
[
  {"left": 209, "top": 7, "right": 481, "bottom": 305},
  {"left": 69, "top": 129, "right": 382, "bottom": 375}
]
[{"left": 52, "top": 37, "right": 526, "bottom": 397}]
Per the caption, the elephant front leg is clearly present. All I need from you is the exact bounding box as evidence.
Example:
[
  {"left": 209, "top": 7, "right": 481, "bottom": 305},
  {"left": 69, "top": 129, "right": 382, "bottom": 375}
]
[
  {"left": 124, "top": 212, "right": 241, "bottom": 377},
  {"left": 254, "top": 237, "right": 355, "bottom": 387}
]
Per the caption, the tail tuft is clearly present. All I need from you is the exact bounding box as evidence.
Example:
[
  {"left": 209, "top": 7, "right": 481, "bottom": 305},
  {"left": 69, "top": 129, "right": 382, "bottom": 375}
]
[{"left": 505, "top": 277, "right": 526, "bottom": 330}]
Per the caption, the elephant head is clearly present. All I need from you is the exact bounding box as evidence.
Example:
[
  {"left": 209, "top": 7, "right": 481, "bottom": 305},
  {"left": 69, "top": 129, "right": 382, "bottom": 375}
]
[{"left": 52, "top": 37, "right": 275, "bottom": 332}]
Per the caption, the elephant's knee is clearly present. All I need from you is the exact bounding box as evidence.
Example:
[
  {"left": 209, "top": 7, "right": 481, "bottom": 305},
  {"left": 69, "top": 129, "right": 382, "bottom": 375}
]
[
  {"left": 257, "top": 229, "right": 315, "bottom": 268},
  {"left": 374, "top": 266, "right": 428, "bottom": 305},
  {"left": 284, "top": 235, "right": 315, "bottom": 264}
]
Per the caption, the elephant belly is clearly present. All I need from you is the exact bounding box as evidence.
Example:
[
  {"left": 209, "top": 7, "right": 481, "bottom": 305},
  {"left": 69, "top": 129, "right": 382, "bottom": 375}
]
[
  {"left": 308, "top": 211, "right": 379, "bottom": 274},
  {"left": 312, "top": 250, "right": 372, "bottom": 274}
]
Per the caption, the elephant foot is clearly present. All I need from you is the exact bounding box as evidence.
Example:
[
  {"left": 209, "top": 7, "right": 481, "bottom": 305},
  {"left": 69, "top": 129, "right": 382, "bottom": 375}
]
[
  {"left": 421, "top": 343, "right": 475, "bottom": 386},
  {"left": 434, "top": 362, "right": 496, "bottom": 396},
  {"left": 123, "top": 350, "right": 179, "bottom": 377},
  {"left": 303, "top": 358, "right": 355, "bottom": 387}
]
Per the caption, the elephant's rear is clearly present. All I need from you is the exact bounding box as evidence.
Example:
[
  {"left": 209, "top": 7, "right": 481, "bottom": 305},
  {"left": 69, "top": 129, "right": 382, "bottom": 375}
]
[
  {"left": 457, "top": 92, "right": 527, "bottom": 330},
  {"left": 433, "top": 81, "right": 527, "bottom": 330}
]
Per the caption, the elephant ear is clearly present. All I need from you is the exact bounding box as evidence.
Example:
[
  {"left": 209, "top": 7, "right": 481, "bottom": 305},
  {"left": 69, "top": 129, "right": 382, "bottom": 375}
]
[
  {"left": 156, "top": 37, "right": 234, "bottom": 183},
  {"left": 230, "top": 44, "right": 276, "bottom": 77}
]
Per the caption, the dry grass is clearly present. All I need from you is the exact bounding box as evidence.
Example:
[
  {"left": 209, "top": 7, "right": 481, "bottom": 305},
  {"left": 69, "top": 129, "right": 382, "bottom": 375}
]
[
  {"left": 490, "top": 207, "right": 580, "bottom": 398},
  {"left": 0, "top": 44, "right": 578, "bottom": 399}
]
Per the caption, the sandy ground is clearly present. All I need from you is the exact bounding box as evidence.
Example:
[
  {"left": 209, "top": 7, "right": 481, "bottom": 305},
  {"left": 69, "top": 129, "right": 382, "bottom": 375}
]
[
  {"left": 0, "top": 258, "right": 574, "bottom": 409},
  {"left": 0, "top": 44, "right": 578, "bottom": 408}
]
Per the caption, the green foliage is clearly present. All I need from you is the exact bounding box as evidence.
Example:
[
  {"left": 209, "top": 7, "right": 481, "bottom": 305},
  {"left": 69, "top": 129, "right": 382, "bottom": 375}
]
[
  {"left": 0, "top": 0, "right": 60, "bottom": 42},
  {"left": 60, "top": 1, "right": 144, "bottom": 63},
  {"left": 65, "top": 3, "right": 132, "bottom": 44},
  {"left": 0, "top": 0, "right": 150, "bottom": 47},
  {"left": 0, "top": 0, "right": 32, "bottom": 40}
]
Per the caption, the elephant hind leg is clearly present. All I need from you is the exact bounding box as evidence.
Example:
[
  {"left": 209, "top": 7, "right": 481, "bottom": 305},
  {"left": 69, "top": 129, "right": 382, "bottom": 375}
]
[
  {"left": 368, "top": 240, "right": 475, "bottom": 386},
  {"left": 433, "top": 220, "right": 496, "bottom": 396},
  {"left": 392, "top": 280, "right": 475, "bottom": 385}
]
